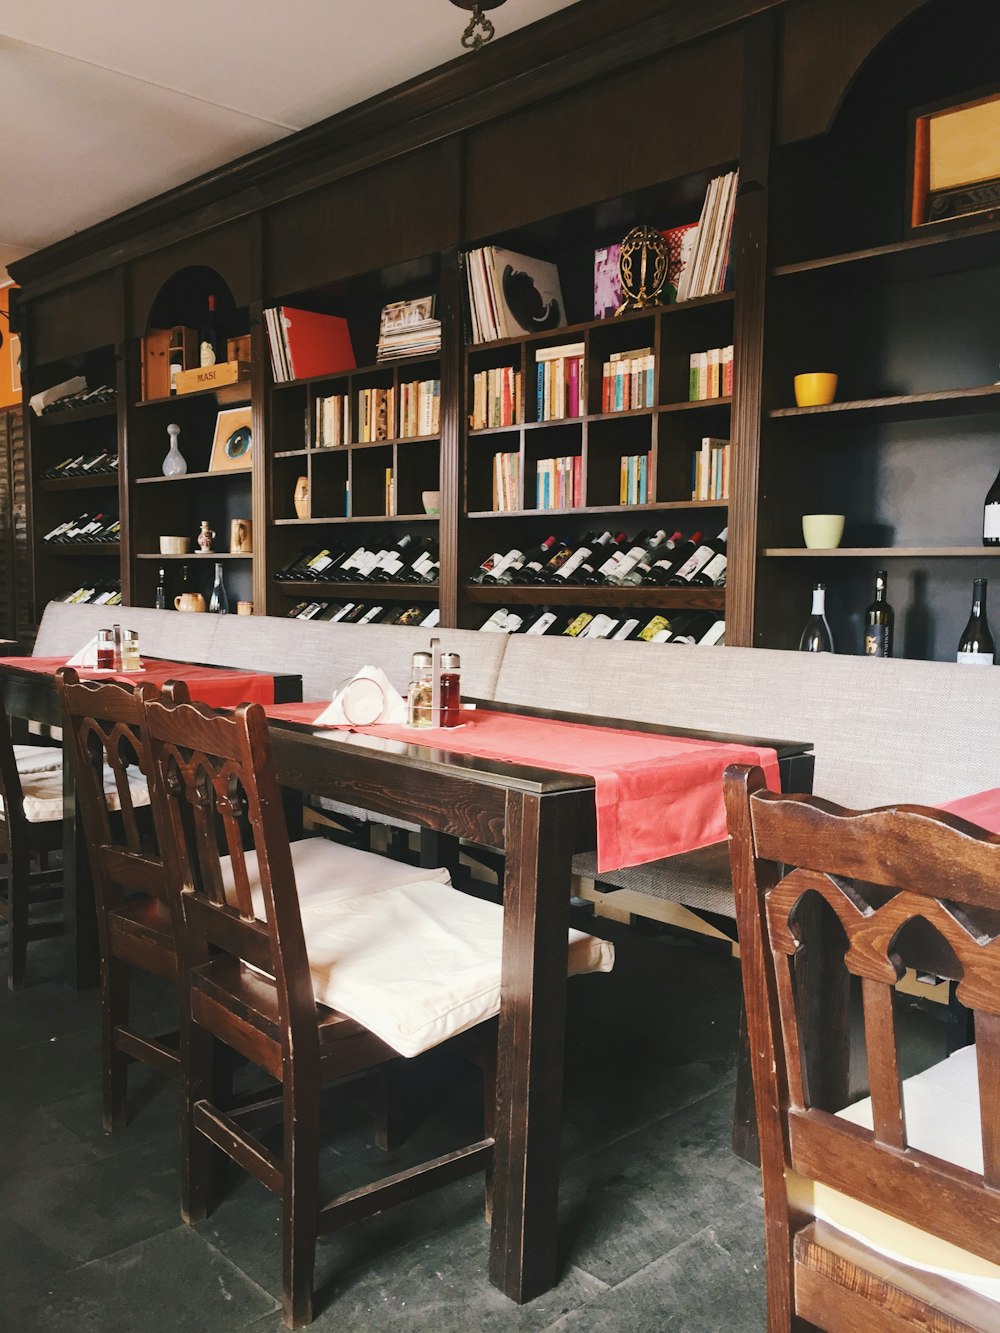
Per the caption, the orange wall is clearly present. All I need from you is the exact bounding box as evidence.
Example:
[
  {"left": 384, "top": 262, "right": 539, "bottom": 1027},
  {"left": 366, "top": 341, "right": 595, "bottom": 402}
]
[{"left": 0, "top": 286, "right": 21, "bottom": 410}]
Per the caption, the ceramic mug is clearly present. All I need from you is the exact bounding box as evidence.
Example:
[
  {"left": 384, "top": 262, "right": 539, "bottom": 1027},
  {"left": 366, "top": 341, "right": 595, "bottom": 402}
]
[
  {"left": 230, "top": 518, "right": 253, "bottom": 553},
  {"left": 236, "top": 600, "right": 254, "bottom": 616},
  {"left": 174, "top": 591, "right": 206, "bottom": 613},
  {"left": 794, "top": 372, "right": 838, "bottom": 407},
  {"left": 422, "top": 489, "right": 441, "bottom": 515},
  {"left": 802, "top": 514, "right": 845, "bottom": 549},
  {"left": 159, "top": 535, "right": 189, "bottom": 555}
]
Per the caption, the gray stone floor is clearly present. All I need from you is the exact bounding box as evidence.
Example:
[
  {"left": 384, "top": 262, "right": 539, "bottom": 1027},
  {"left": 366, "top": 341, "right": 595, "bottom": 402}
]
[{"left": 2, "top": 912, "right": 941, "bottom": 1332}]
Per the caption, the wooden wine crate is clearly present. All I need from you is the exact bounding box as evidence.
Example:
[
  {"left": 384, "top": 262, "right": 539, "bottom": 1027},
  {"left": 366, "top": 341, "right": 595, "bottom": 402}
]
[
  {"left": 141, "top": 328, "right": 171, "bottom": 400},
  {"left": 174, "top": 360, "right": 251, "bottom": 395},
  {"left": 227, "top": 334, "right": 252, "bottom": 363}
]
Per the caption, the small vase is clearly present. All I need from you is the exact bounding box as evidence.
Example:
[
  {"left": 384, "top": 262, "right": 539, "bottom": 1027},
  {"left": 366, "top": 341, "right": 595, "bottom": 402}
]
[
  {"left": 294, "top": 476, "right": 310, "bottom": 519},
  {"left": 196, "top": 520, "right": 215, "bottom": 554},
  {"left": 162, "top": 423, "right": 187, "bottom": 477}
]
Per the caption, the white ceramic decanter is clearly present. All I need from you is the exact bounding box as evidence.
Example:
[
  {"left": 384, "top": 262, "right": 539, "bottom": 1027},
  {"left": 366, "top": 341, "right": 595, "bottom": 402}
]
[{"left": 162, "top": 423, "right": 187, "bottom": 477}]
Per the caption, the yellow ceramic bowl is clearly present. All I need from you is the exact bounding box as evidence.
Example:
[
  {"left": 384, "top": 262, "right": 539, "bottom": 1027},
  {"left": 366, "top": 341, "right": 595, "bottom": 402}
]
[
  {"left": 794, "top": 372, "right": 838, "bottom": 407},
  {"left": 802, "top": 514, "right": 845, "bottom": 549}
]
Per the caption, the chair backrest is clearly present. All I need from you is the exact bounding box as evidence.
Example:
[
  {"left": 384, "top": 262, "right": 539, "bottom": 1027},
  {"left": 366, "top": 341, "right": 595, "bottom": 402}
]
[
  {"left": 0, "top": 693, "right": 29, "bottom": 856},
  {"left": 57, "top": 667, "right": 187, "bottom": 914},
  {"left": 142, "top": 695, "right": 317, "bottom": 1058},
  {"left": 725, "top": 763, "right": 1000, "bottom": 1277}
]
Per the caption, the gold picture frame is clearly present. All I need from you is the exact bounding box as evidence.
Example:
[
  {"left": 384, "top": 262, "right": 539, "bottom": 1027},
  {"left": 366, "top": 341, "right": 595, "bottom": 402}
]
[{"left": 209, "top": 406, "right": 253, "bottom": 472}]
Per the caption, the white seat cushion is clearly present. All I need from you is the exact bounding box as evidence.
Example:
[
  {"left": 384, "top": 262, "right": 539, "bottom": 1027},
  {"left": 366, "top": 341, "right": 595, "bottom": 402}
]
[
  {"left": 13, "top": 745, "right": 63, "bottom": 776},
  {"left": 220, "top": 835, "right": 451, "bottom": 919},
  {"left": 2, "top": 767, "right": 149, "bottom": 823},
  {"left": 299, "top": 880, "right": 615, "bottom": 1058},
  {"left": 789, "top": 1043, "right": 1000, "bottom": 1302}
]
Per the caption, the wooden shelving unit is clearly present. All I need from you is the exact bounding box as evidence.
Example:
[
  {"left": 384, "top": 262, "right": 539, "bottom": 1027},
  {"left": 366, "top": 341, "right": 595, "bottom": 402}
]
[{"left": 465, "top": 584, "right": 724, "bottom": 610}]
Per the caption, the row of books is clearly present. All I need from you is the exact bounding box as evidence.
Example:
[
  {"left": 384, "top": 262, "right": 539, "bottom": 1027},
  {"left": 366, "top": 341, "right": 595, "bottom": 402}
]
[
  {"left": 676, "top": 171, "right": 739, "bottom": 302},
  {"left": 315, "top": 393, "right": 349, "bottom": 448},
  {"left": 265, "top": 306, "right": 355, "bottom": 383},
  {"left": 536, "top": 343, "right": 585, "bottom": 421},
  {"left": 691, "top": 437, "right": 731, "bottom": 501},
  {"left": 465, "top": 246, "right": 566, "bottom": 344},
  {"left": 492, "top": 451, "right": 521, "bottom": 512},
  {"left": 689, "top": 346, "right": 734, "bottom": 401},
  {"left": 620, "top": 453, "right": 653, "bottom": 505},
  {"left": 376, "top": 297, "right": 441, "bottom": 362},
  {"left": 471, "top": 367, "right": 523, "bottom": 430},
  {"left": 358, "top": 387, "right": 396, "bottom": 442},
  {"left": 602, "top": 348, "right": 655, "bottom": 413},
  {"left": 536, "top": 455, "right": 584, "bottom": 510},
  {"left": 398, "top": 379, "right": 441, "bottom": 438}
]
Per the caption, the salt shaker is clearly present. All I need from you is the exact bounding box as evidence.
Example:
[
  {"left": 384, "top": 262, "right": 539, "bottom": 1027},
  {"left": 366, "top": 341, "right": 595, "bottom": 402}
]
[
  {"left": 407, "top": 651, "right": 434, "bottom": 728},
  {"left": 96, "top": 628, "right": 115, "bottom": 670}
]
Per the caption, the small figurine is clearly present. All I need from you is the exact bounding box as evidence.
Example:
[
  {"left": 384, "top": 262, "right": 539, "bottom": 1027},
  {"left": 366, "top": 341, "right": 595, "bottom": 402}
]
[{"left": 196, "top": 520, "right": 215, "bottom": 554}]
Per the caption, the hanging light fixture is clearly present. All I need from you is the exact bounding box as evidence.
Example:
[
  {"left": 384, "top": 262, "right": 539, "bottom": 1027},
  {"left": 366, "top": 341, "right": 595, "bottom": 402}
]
[{"left": 449, "top": 0, "right": 507, "bottom": 51}]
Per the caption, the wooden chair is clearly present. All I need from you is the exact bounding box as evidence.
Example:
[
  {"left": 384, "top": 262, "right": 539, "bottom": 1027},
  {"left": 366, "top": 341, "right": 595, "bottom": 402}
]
[
  {"left": 142, "top": 695, "right": 497, "bottom": 1329},
  {"left": 0, "top": 693, "right": 73, "bottom": 988},
  {"left": 726, "top": 764, "right": 1000, "bottom": 1332},
  {"left": 57, "top": 667, "right": 189, "bottom": 1129}
]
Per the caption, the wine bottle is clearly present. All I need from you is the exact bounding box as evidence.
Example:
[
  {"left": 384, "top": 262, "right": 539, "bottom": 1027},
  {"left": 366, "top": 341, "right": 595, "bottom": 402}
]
[
  {"left": 583, "top": 532, "right": 630, "bottom": 584},
  {"left": 620, "top": 531, "right": 683, "bottom": 587},
  {"left": 208, "top": 562, "right": 229, "bottom": 614},
  {"left": 798, "top": 583, "right": 834, "bottom": 652},
  {"left": 579, "top": 612, "right": 621, "bottom": 639},
  {"left": 533, "top": 540, "right": 577, "bottom": 584},
  {"left": 483, "top": 547, "right": 528, "bottom": 584},
  {"left": 199, "top": 294, "right": 220, "bottom": 368},
  {"left": 563, "top": 611, "right": 594, "bottom": 637},
  {"left": 370, "top": 534, "right": 420, "bottom": 581},
  {"left": 610, "top": 616, "right": 644, "bottom": 641},
  {"left": 864, "top": 569, "right": 894, "bottom": 657},
  {"left": 516, "top": 536, "right": 559, "bottom": 583},
  {"left": 667, "top": 527, "right": 728, "bottom": 586},
  {"left": 659, "top": 611, "right": 718, "bottom": 644},
  {"left": 155, "top": 567, "right": 167, "bottom": 610},
  {"left": 523, "top": 606, "right": 565, "bottom": 635},
  {"left": 957, "top": 578, "right": 996, "bottom": 665},
  {"left": 984, "top": 464, "right": 1000, "bottom": 546},
  {"left": 605, "top": 530, "right": 667, "bottom": 586},
  {"left": 690, "top": 529, "right": 729, "bottom": 587},
  {"left": 555, "top": 531, "right": 614, "bottom": 583},
  {"left": 644, "top": 531, "right": 703, "bottom": 586}
]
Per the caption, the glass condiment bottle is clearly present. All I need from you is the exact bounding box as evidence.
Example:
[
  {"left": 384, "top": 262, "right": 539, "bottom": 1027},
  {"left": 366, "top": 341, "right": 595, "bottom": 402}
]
[
  {"left": 439, "top": 651, "right": 462, "bottom": 727},
  {"left": 208, "top": 562, "right": 229, "bottom": 614},
  {"left": 122, "top": 629, "right": 141, "bottom": 671},
  {"left": 96, "top": 628, "right": 115, "bottom": 670},
  {"left": 407, "top": 650, "right": 434, "bottom": 728}
]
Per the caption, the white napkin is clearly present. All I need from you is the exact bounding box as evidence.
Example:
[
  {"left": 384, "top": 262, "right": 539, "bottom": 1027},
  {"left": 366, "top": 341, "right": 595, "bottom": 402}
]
[
  {"left": 66, "top": 635, "right": 100, "bottom": 668},
  {"left": 313, "top": 666, "right": 407, "bottom": 727}
]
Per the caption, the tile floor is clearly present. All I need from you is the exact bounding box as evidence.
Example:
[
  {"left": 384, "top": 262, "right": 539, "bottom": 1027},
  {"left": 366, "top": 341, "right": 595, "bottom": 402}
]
[{"left": 0, "top": 912, "right": 946, "bottom": 1332}]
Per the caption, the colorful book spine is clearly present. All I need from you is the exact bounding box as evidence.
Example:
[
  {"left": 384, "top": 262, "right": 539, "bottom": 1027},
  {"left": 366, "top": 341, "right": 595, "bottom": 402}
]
[
  {"left": 689, "top": 346, "right": 734, "bottom": 401},
  {"left": 690, "top": 437, "right": 731, "bottom": 500}
]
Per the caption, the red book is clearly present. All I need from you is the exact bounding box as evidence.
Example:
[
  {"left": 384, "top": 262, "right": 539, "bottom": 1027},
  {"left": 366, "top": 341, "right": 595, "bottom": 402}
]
[
  {"left": 502, "top": 367, "right": 512, "bottom": 425},
  {"left": 567, "top": 356, "right": 580, "bottom": 418},
  {"left": 278, "top": 308, "right": 355, "bottom": 380}
]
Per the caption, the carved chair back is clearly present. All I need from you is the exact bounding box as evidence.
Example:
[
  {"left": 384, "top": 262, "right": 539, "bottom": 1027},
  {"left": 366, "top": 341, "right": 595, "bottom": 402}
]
[{"left": 725, "top": 764, "right": 1000, "bottom": 1304}]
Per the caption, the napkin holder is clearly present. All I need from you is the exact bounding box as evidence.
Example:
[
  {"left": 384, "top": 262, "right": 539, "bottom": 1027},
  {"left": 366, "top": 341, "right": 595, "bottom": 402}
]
[
  {"left": 313, "top": 666, "right": 408, "bottom": 727},
  {"left": 66, "top": 635, "right": 100, "bottom": 669}
]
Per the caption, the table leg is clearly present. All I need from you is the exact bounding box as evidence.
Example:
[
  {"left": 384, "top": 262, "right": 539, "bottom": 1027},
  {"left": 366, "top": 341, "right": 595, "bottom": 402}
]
[
  {"left": 489, "top": 787, "right": 577, "bottom": 1304},
  {"left": 61, "top": 751, "right": 99, "bottom": 990}
]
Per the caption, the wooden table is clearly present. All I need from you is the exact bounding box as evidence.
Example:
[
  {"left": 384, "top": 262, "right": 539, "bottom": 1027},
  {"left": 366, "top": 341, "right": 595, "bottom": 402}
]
[
  {"left": 0, "top": 661, "right": 812, "bottom": 1305},
  {"left": 0, "top": 657, "right": 302, "bottom": 989}
]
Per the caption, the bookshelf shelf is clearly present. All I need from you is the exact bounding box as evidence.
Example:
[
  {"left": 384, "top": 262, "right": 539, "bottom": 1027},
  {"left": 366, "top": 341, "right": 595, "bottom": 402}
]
[
  {"left": 38, "top": 473, "right": 118, "bottom": 492},
  {"left": 33, "top": 401, "right": 118, "bottom": 428},
  {"left": 659, "top": 397, "right": 732, "bottom": 414},
  {"left": 464, "top": 584, "right": 725, "bottom": 609},
  {"left": 270, "top": 351, "right": 440, "bottom": 391},
  {"left": 136, "top": 385, "right": 250, "bottom": 408},
  {"left": 135, "top": 552, "right": 253, "bottom": 560},
  {"left": 769, "top": 385, "right": 1000, "bottom": 422},
  {"left": 276, "top": 580, "right": 438, "bottom": 598},
  {"left": 44, "top": 543, "right": 120, "bottom": 554},
  {"left": 764, "top": 547, "right": 1000, "bottom": 558},
  {"left": 273, "top": 514, "right": 437, "bottom": 526},
  {"left": 772, "top": 218, "right": 1000, "bottom": 285},
  {"left": 466, "top": 500, "right": 727, "bottom": 520},
  {"left": 134, "top": 469, "right": 250, "bottom": 485}
]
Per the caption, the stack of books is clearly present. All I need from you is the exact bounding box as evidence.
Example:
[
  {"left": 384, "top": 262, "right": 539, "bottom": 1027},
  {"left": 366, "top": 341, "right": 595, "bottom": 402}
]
[
  {"left": 471, "top": 367, "right": 522, "bottom": 429},
  {"left": 675, "top": 171, "right": 739, "bottom": 302},
  {"left": 602, "top": 348, "right": 655, "bottom": 412},
  {"left": 492, "top": 452, "right": 521, "bottom": 512},
  {"left": 466, "top": 247, "right": 566, "bottom": 344},
  {"left": 398, "top": 379, "right": 441, "bottom": 438},
  {"left": 691, "top": 437, "right": 731, "bottom": 501},
  {"left": 536, "top": 456, "right": 583, "bottom": 509},
  {"left": 315, "top": 393, "right": 349, "bottom": 447},
  {"left": 357, "top": 387, "right": 396, "bottom": 442},
  {"left": 536, "top": 343, "right": 585, "bottom": 421},
  {"left": 689, "top": 346, "right": 734, "bottom": 400},
  {"left": 620, "top": 452, "right": 653, "bottom": 505},
  {"left": 376, "top": 298, "right": 441, "bottom": 362},
  {"left": 265, "top": 307, "right": 355, "bottom": 382}
]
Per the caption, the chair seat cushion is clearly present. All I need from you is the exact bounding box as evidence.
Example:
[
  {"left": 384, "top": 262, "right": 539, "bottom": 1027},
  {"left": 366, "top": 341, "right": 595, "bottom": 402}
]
[
  {"left": 220, "top": 835, "right": 450, "bottom": 919},
  {"left": 13, "top": 745, "right": 63, "bottom": 775},
  {"left": 299, "top": 880, "right": 614, "bottom": 1058},
  {"left": 789, "top": 1043, "right": 1000, "bottom": 1301},
  {"left": 3, "top": 767, "right": 149, "bottom": 823}
]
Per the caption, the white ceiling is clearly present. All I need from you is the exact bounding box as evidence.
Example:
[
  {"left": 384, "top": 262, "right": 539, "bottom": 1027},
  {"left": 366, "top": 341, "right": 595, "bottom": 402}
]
[{"left": 0, "top": 0, "right": 578, "bottom": 279}]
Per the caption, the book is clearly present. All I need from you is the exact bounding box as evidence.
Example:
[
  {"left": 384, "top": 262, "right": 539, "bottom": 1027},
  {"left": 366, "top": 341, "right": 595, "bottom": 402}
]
[
  {"left": 535, "top": 342, "right": 585, "bottom": 420},
  {"left": 265, "top": 307, "right": 355, "bottom": 382},
  {"left": 691, "top": 437, "right": 731, "bottom": 501},
  {"left": 675, "top": 172, "right": 739, "bottom": 302},
  {"left": 602, "top": 348, "right": 654, "bottom": 412},
  {"left": 376, "top": 297, "right": 442, "bottom": 361},
  {"left": 466, "top": 247, "right": 567, "bottom": 342}
]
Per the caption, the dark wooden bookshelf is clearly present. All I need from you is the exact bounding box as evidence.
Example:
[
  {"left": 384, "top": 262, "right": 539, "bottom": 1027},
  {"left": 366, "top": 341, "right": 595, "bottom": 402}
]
[
  {"left": 276, "top": 580, "right": 438, "bottom": 599},
  {"left": 269, "top": 350, "right": 440, "bottom": 390},
  {"left": 45, "top": 543, "right": 120, "bottom": 555},
  {"left": 466, "top": 500, "right": 727, "bottom": 520},
  {"left": 33, "top": 401, "right": 118, "bottom": 428},
  {"left": 465, "top": 584, "right": 725, "bottom": 609},
  {"left": 769, "top": 385, "right": 1000, "bottom": 422},
  {"left": 38, "top": 473, "right": 119, "bottom": 492},
  {"left": 765, "top": 547, "right": 1000, "bottom": 558},
  {"left": 771, "top": 218, "right": 1000, "bottom": 286},
  {"left": 134, "top": 470, "right": 248, "bottom": 485},
  {"left": 273, "top": 514, "right": 437, "bottom": 526},
  {"left": 135, "top": 552, "right": 252, "bottom": 560}
]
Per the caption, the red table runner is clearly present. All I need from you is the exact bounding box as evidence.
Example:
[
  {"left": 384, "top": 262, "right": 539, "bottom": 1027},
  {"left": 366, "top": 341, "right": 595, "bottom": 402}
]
[
  {"left": 265, "top": 702, "right": 780, "bottom": 873},
  {"left": 4, "top": 656, "right": 276, "bottom": 708},
  {"left": 939, "top": 788, "right": 1000, "bottom": 834}
]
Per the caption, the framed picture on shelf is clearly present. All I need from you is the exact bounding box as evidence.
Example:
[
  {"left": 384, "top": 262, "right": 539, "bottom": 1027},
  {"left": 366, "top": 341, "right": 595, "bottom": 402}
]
[
  {"left": 209, "top": 406, "right": 253, "bottom": 472},
  {"left": 908, "top": 84, "right": 1000, "bottom": 233}
]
